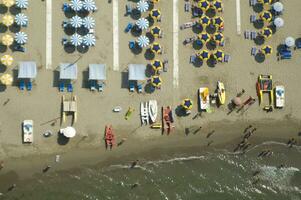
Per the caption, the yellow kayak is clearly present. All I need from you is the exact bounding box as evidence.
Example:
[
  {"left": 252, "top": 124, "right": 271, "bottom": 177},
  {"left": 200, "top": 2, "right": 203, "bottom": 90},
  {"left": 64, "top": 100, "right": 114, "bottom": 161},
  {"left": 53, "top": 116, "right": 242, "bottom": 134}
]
[{"left": 217, "top": 81, "right": 226, "bottom": 105}]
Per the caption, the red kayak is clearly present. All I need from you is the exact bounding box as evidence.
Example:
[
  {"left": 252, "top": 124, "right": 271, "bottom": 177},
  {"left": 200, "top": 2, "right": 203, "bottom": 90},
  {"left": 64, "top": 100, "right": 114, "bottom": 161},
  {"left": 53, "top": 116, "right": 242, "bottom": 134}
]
[{"left": 105, "top": 125, "right": 115, "bottom": 149}]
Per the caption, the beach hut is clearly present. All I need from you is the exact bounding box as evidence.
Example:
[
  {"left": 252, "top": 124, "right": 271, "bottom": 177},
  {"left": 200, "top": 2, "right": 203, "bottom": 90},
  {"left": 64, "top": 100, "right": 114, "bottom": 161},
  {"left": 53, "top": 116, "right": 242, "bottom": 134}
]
[
  {"left": 16, "top": 0, "right": 28, "bottom": 9},
  {"left": 70, "top": 33, "right": 83, "bottom": 46},
  {"left": 1, "top": 55, "right": 13, "bottom": 66},
  {"left": 214, "top": 49, "right": 224, "bottom": 62},
  {"left": 82, "top": 16, "right": 95, "bottom": 29},
  {"left": 198, "top": 0, "right": 210, "bottom": 11},
  {"left": 150, "top": 26, "right": 161, "bottom": 38},
  {"left": 2, "top": 0, "right": 15, "bottom": 7},
  {"left": 15, "top": 13, "right": 28, "bottom": 26},
  {"left": 213, "top": 16, "right": 224, "bottom": 27},
  {"left": 198, "top": 32, "right": 210, "bottom": 44},
  {"left": 272, "top": 2, "right": 283, "bottom": 13},
  {"left": 83, "top": 0, "right": 97, "bottom": 12},
  {"left": 197, "top": 49, "right": 210, "bottom": 61},
  {"left": 151, "top": 60, "right": 163, "bottom": 72},
  {"left": 285, "top": 37, "right": 295, "bottom": 47},
  {"left": 182, "top": 99, "right": 193, "bottom": 110},
  {"left": 15, "top": 32, "right": 28, "bottom": 45},
  {"left": 83, "top": 34, "right": 96, "bottom": 46},
  {"left": 150, "top": 42, "right": 162, "bottom": 54},
  {"left": 260, "top": 11, "right": 272, "bottom": 22},
  {"left": 274, "top": 17, "right": 284, "bottom": 28},
  {"left": 89, "top": 64, "right": 106, "bottom": 91},
  {"left": 212, "top": 0, "right": 223, "bottom": 12},
  {"left": 2, "top": 14, "right": 14, "bottom": 27},
  {"left": 0, "top": 73, "right": 13, "bottom": 86},
  {"left": 151, "top": 75, "right": 162, "bottom": 88},
  {"left": 70, "top": 0, "right": 83, "bottom": 11},
  {"left": 260, "top": 27, "right": 272, "bottom": 39},
  {"left": 261, "top": 45, "right": 272, "bottom": 56},
  {"left": 70, "top": 16, "right": 83, "bottom": 28},
  {"left": 213, "top": 32, "right": 224, "bottom": 44},
  {"left": 137, "top": 0, "right": 149, "bottom": 13},
  {"left": 60, "top": 127, "right": 76, "bottom": 138},
  {"left": 136, "top": 18, "right": 149, "bottom": 30},
  {"left": 137, "top": 35, "right": 149, "bottom": 48},
  {"left": 150, "top": 9, "right": 161, "bottom": 20},
  {"left": 60, "top": 63, "right": 78, "bottom": 81},
  {"left": 199, "top": 15, "right": 210, "bottom": 27},
  {"left": 18, "top": 61, "right": 37, "bottom": 80},
  {"left": 2, "top": 34, "right": 13, "bottom": 46}
]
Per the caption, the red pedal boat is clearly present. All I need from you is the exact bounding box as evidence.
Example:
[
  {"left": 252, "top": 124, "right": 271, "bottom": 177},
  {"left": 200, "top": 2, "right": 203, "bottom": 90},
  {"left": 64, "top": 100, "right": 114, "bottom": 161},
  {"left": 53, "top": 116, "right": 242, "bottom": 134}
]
[
  {"left": 105, "top": 125, "right": 115, "bottom": 150},
  {"left": 162, "top": 106, "right": 174, "bottom": 135}
]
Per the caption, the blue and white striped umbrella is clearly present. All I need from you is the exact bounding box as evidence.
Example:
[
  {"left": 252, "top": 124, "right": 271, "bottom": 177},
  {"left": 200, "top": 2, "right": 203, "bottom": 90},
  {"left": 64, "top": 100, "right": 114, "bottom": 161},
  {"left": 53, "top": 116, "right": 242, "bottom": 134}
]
[
  {"left": 82, "top": 16, "right": 95, "bottom": 29},
  {"left": 15, "top": 13, "right": 28, "bottom": 26},
  {"left": 83, "top": 0, "right": 97, "bottom": 12},
  {"left": 70, "top": 15, "right": 83, "bottom": 28},
  {"left": 83, "top": 34, "right": 96, "bottom": 46},
  {"left": 70, "top": 33, "right": 83, "bottom": 46},
  {"left": 137, "top": 35, "right": 149, "bottom": 48},
  {"left": 137, "top": 0, "right": 149, "bottom": 13},
  {"left": 70, "top": 0, "right": 83, "bottom": 11},
  {"left": 15, "top": 32, "right": 28, "bottom": 44},
  {"left": 136, "top": 18, "right": 149, "bottom": 30},
  {"left": 16, "top": 0, "right": 28, "bottom": 9}
]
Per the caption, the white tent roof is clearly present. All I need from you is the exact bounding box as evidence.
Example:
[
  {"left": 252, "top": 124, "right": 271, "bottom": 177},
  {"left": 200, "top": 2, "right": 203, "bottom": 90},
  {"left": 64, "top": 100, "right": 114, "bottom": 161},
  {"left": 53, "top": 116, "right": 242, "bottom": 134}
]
[
  {"left": 128, "top": 64, "right": 146, "bottom": 81},
  {"left": 89, "top": 64, "right": 106, "bottom": 80},
  {"left": 60, "top": 63, "right": 78, "bottom": 80},
  {"left": 18, "top": 61, "right": 37, "bottom": 79}
]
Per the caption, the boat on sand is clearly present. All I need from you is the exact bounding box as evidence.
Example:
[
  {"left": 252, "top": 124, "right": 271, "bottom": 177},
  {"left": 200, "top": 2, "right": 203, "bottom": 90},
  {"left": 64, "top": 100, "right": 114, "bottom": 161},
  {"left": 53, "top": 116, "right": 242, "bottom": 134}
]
[
  {"left": 105, "top": 125, "right": 115, "bottom": 150},
  {"left": 148, "top": 100, "right": 158, "bottom": 123},
  {"left": 217, "top": 81, "right": 226, "bottom": 105}
]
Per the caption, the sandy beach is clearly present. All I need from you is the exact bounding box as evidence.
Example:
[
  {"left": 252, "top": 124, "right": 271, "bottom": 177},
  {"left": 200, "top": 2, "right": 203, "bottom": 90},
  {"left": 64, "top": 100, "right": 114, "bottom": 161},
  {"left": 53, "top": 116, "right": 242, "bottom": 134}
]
[{"left": 0, "top": 0, "right": 301, "bottom": 192}]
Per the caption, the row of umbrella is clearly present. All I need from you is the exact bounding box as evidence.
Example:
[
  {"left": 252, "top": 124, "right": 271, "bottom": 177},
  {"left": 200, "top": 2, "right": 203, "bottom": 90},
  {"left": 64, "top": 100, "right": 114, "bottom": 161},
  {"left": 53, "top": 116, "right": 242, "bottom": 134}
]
[
  {"left": 1, "top": 0, "right": 28, "bottom": 9},
  {"left": 136, "top": 26, "right": 162, "bottom": 47},
  {"left": 0, "top": 13, "right": 28, "bottom": 26},
  {"left": 67, "top": 33, "right": 96, "bottom": 46},
  {"left": 69, "top": 0, "right": 97, "bottom": 12},
  {"left": 68, "top": 15, "right": 95, "bottom": 29},
  {"left": 197, "top": 0, "right": 223, "bottom": 12},
  {"left": 1, "top": 32, "right": 27, "bottom": 45},
  {"left": 197, "top": 32, "right": 224, "bottom": 44},
  {"left": 196, "top": 49, "right": 225, "bottom": 62},
  {"left": 198, "top": 15, "right": 224, "bottom": 28}
]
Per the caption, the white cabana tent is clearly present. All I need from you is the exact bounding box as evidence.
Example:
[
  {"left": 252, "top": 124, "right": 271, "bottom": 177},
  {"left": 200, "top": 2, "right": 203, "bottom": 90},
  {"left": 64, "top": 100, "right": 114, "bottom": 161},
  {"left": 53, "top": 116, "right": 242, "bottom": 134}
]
[
  {"left": 128, "top": 64, "right": 146, "bottom": 81},
  {"left": 89, "top": 64, "right": 106, "bottom": 80},
  {"left": 60, "top": 63, "right": 78, "bottom": 80},
  {"left": 18, "top": 61, "right": 37, "bottom": 79}
]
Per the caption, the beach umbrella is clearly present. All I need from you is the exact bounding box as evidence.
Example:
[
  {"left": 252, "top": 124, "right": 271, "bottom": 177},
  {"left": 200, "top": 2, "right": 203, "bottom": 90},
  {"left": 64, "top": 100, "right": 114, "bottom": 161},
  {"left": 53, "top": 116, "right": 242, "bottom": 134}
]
[
  {"left": 137, "top": 35, "right": 149, "bottom": 48},
  {"left": 70, "top": 33, "right": 82, "bottom": 46},
  {"left": 151, "top": 60, "right": 163, "bottom": 72},
  {"left": 1, "top": 55, "right": 13, "bottom": 66},
  {"left": 150, "top": 26, "right": 161, "bottom": 38},
  {"left": 16, "top": 0, "right": 28, "bottom": 9},
  {"left": 198, "top": 32, "right": 210, "bottom": 44},
  {"left": 260, "top": 27, "right": 272, "bottom": 39},
  {"left": 213, "top": 32, "right": 224, "bottom": 44},
  {"left": 150, "top": 9, "right": 161, "bottom": 20},
  {"left": 136, "top": 18, "right": 149, "bottom": 30},
  {"left": 70, "top": 0, "right": 83, "bottom": 11},
  {"left": 182, "top": 99, "right": 193, "bottom": 110},
  {"left": 61, "top": 126, "right": 76, "bottom": 138},
  {"left": 137, "top": 0, "right": 149, "bottom": 13},
  {"left": 0, "top": 73, "right": 13, "bottom": 86},
  {"left": 258, "top": 0, "right": 272, "bottom": 5},
  {"left": 83, "top": 0, "right": 97, "bottom": 12},
  {"left": 261, "top": 45, "right": 272, "bottom": 56},
  {"left": 260, "top": 11, "right": 272, "bottom": 22},
  {"left": 150, "top": 42, "right": 162, "bottom": 54},
  {"left": 199, "top": 15, "right": 210, "bottom": 27},
  {"left": 212, "top": 0, "right": 223, "bottom": 12},
  {"left": 1, "top": 34, "right": 13, "bottom": 46},
  {"left": 197, "top": 49, "right": 210, "bottom": 61},
  {"left": 151, "top": 76, "right": 162, "bottom": 88},
  {"left": 213, "top": 16, "right": 224, "bottom": 27},
  {"left": 214, "top": 49, "right": 224, "bottom": 62},
  {"left": 3, "top": 0, "right": 15, "bottom": 7},
  {"left": 151, "top": 0, "right": 160, "bottom": 3},
  {"left": 2, "top": 14, "right": 14, "bottom": 27},
  {"left": 285, "top": 37, "right": 295, "bottom": 47},
  {"left": 83, "top": 34, "right": 96, "bottom": 46},
  {"left": 15, "top": 32, "right": 28, "bottom": 44},
  {"left": 198, "top": 0, "right": 210, "bottom": 11},
  {"left": 274, "top": 17, "right": 284, "bottom": 28},
  {"left": 82, "top": 16, "right": 95, "bottom": 29},
  {"left": 15, "top": 13, "right": 28, "bottom": 26},
  {"left": 70, "top": 15, "right": 83, "bottom": 28},
  {"left": 273, "top": 2, "right": 283, "bottom": 12}
]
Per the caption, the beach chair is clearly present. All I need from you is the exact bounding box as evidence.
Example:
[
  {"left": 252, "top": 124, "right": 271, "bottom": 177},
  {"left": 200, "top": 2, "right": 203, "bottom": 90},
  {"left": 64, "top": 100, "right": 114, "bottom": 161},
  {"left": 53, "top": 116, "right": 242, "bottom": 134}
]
[
  {"left": 251, "top": 31, "right": 257, "bottom": 40},
  {"left": 249, "top": 0, "right": 257, "bottom": 6},
  {"left": 62, "top": 20, "right": 69, "bottom": 28},
  {"left": 244, "top": 30, "right": 251, "bottom": 39},
  {"left": 137, "top": 84, "right": 143, "bottom": 93},
  {"left": 59, "top": 82, "right": 64, "bottom": 92},
  {"left": 27, "top": 81, "right": 32, "bottom": 91},
  {"left": 280, "top": 51, "right": 292, "bottom": 60},
  {"left": 90, "top": 80, "right": 96, "bottom": 91},
  {"left": 129, "top": 41, "right": 135, "bottom": 49},
  {"left": 126, "top": 4, "right": 132, "bottom": 15},
  {"left": 184, "top": 2, "right": 191, "bottom": 12},
  {"left": 190, "top": 55, "right": 196, "bottom": 64},
  {"left": 163, "top": 59, "right": 168, "bottom": 72},
  {"left": 13, "top": 45, "right": 25, "bottom": 52},
  {"left": 250, "top": 14, "right": 256, "bottom": 23},
  {"left": 251, "top": 47, "right": 257, "bottom": 56},
  {"left": 224, "top": 54, "right": 231, "bottom": 63},
  {"left": 295, "top": 40, "right": 301, "bottom": 49},
  {"left": 62, "top": 3, "right": 70, "bottom": 12},
  {"left": 89, "top": 29, "right": 95, "bottom": 34},
  {"left": 19, "top": 80, "right": 25, "bottom": 91},
  {"left": 62, "top": 37, "right": 68, "bottom": 45},
  {"left": 98, "top": 82, "right": 103, "bottom": 92},
  {"left": 124, "top": 22, "right": 133, "bottom": 33},
  {"left": 67, "top": 83, "right": 73, "bottom": 93},
  {"left": 129, "top": 81, "right": 135, "bottom": 92}
]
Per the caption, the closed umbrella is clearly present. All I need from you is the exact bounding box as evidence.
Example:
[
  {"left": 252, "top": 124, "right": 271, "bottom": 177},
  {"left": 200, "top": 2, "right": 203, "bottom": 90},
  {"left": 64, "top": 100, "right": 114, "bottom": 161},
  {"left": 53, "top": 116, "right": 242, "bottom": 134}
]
[
  {"left": 0, "top": 73, "right": 13, "bottom": 85},
  {"left": 285, "top": 37, "right": 295, "bottom": 47},
  {"left": 61, "top": 126, "right": 76, "bottom": 138},
  {"left": 197, "top": 49, "right": 210, "bottom": 61},
  {"left": 82, "top": 16, "right": 95, "bottom": 29},
  {"left": 1, "top": 55, "right": 13, "bottom": 66},
  {"left": 70, "top": 0, "right": 83, "bottom": 11},
  {"left": 3, "top": 0, "right": 15, "bottom": 7},
  {"left": 15, "top": 13, "right": 28, "bottom": 26},
  {"left": 136, "top": 18, "right": 149, "bottom": 30},
  {"left": 260, "top": 27, "right": 272, "bottom": 39},
  {"left": 150, "top": 42, "right": 161, "bottom": 54},
  {"left": 137, "top": 35, "right": 149, "bottom": 48},
  {"left": 198, "top": 0, "right": 210, "bottom": 11},
  {"left": 261, "top": 45, "right": 272, "bottom": 56},
  {"left": 150, "top": 9, "right": 161, "bottom": 20},
  {"left": 151, "top": 76, "right": 162, "bottom": 88},
  {"left": 150, "top": 26, "right": 161, "bottom": 38},
  {"left": 83, "top": 0, "right": 97, "bottom": 12},
  {"left": 182, "top": 99, "right": 193, "bottom": 110},
  {"left": 137, "top": 0, "right": 149, "bottom": 13},
  {"left": 212, "top": 0, "right": 223, "bottom": 12},
  {"left": 214, "top": 49, "right": 224, "bottom": 62},
  {"left": 274, "top": 17, "right": 284, "bottom": 28},
  {"left": 15, "top": 32, "right": 28, "bottom": 44},
  {"left": 70, "top": 33, "right": 82, "bottom": 46},
  {"left": 199, "top": 15, "right": 210, "bottom": 26},
  {"left": 151, "top": 60, "right": 163, "bottom": 72},
  {"left": 198, "top": 32, "right": 210, "bottom": 43},
  {"left": 2, "top": 34, "right": 13, "bottom": 46},
  {"left": 70, "top": 15, "right": 82, "bottom": 28},
  {"left": 260, "top": 11, "right": 272, "bottom": 22},
  {"left": 273, "top": 2, "right": 283, "bottom": 12},
  {"left": 16, "top": 0, "right": 28, "bottom": 9},
  {"left": 2, "top": 14, "right": 14, "bottom": 27},
  {"left": 213, "top": 16, "right": 224, "bottom": 27},
  {"left": 83, "top": 34, "right": 96, "bottom": 46}
]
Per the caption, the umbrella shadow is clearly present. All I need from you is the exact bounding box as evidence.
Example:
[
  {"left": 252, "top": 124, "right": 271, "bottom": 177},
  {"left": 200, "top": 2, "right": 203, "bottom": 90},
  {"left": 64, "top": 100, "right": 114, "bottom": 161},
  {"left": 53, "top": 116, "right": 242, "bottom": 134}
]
[
  {"left": 144, "top": 82, "right": 155, "bottom": 94},
  {"left": 175, "top": 105, "right": 187, "bottom": 117},
  {"left": 253, "top": 20, "right": 264, "bottom": 29},
  {"left": 192, "top": 24, "right": 203, "bottom": 34},
  {"left": 9, "top": 5, "right": 21, "bottom": 15},
  {"left": 57, "top": 132, "right": 70, "bottom": 145},
  {"left": 268, "top": 24, "right": 276, "bottom": 34},
  {"left": 146, "top": 16, "right": 154, "bottom": 27},
  {"left": 0, "top": 24, "right": 8, "bottom": 33},
  {"left": 130, "top": 9, "right": 141, "bottom": 20},
  {"left": 64, "top": 43, "right": 76, "bottom": 54},
  {"left": 64, "top": 10, "right": 76, "bottom": 18},
  {"left": 0, "top": 44, "right": 7, "bottom": 53},
  {"left": 252, "top": 3, "right": 263, "bottom": 13},
  {"left": 192, "top": 56, "right": 203, "bottom": 68},
  {"left": 77, "top": 27, "right": 89, "bottom": 36},
  {"left": 9, "top": 23, "right": 21, "bottom": 33},
  {"left": 146, "top": 32, "right": 154, "bottom": 44},
  {"left": 294, "top": 38, "right": 301, "bottom": 49},
  {"left": 0, "top": 64, "right": 7, "bottom": 73},
  {"left": 207, "top": 57, "right": 217, "bottom": 68},
  {"left": 255, "top": 53, "right": 265, "bottom": 63},
  {"left": 145, "top": 64, "right": 153, "bottom": 78},
  {"left": 192, "top": 40, "right": 203, "bottom": 50},
  {"left": 206, "top": 40, "right": 217, "bottom": 51},
  {"left": 0, "top": 85, "right": 7, "bottom": 92},
  {"left": 206, "top": 8, "right": 216, "bottom": 18},
  {"left": 276, "top": 44, "right": 287, "bottom": 55},
  {"left": 64, "top": 26, "right": 76, "bottom": 36},
  {"left": 148, "top": 2, "right": 154, "bottom": 10},
  {"left": 254, "top": 35, "right": 265, "bottom": 45},
  {"left": 121, "top": 71, "right": 129, "bottom": 89},
  {"left": 81, "top": 70, "right": 89, "bottom": 88},
  {"left": 130, "top": 43, "right": 142, "bottom": 55},
  {"left": 206, "top": 24, "right": 216, "bottom": 34},
  {"left": 77, "top": 10, "right": 89, "bottom": 18},
  {"left": 131, "top": 25, "right": 142, "bottom": 37},
  {"left": 77, "top": 45, "right": 89, "bottom": 54},
  {"left": 0, "top": 4, "right": 7, "bottom": 14},
  {"left": 144, "top": 49, "right": 155, "bottom": 60}
]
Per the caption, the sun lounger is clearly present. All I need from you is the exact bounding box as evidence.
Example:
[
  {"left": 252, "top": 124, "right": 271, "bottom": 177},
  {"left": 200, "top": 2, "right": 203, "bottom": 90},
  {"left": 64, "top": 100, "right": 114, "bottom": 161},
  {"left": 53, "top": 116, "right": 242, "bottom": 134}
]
[
  {"left": 126, "top": 4, "right": 132, "bottom": 15},
  {"left": 89, "top": 29, "right": 94, "bottom": 34},
  {"left": 67, "top": 83, "right": 73, "bottom": 92},
  {"left": 19, "top": 80, "right": 25, "bottom": 90},
  {"left": 251, "top": 31, "right": 257, "bottom": 40},
  {"left": 250, "top": 14, "right": 256, "bottom": 23},
  {"left": 190, "top": 55, "right": 196, "bottom": 64},
  {"left": 62, "top": 3, "right": 70, "bottom": 12},
  {"left": 183, "top": 36, "right": 196, "bottom": 45},
  {"left": 90, "top": 80, "right": 96, "bottom": 91},
  {"left": 62, "top": 20, "right": 68, "bottom": 28},
  {"left": 62, "top": 37, "right": 68, "bottom": 45},
  {"left": 184, "top": 2, "right": 191, "bottom": 12},
  {"left": 249, "top": 0, "right": 257, "bottom": 6},
  {"left": 59, "top": 82, "right": 64, "bottom": 92},
  {"left": 98, "top": 82, "right": 103, "bottom": 92},
  {"left": 129, "top": 81, "right": 135, "bottom": 92},
  {"left": 295, "top": 40, "right": 301, "bottom": 49},
  {"left": 163, "top": 59, "right": 168, "bottom": 72},
  {"left": 27, "top": 81, "right": 32, "bottom": 91},
  {"left": 280, "top": 51, "right": 292, "bottom": 60},
  {"left": 124, "top": 22, "right": 133, "bottom": 33},
  {"left": 244, "top": 30, "right": 251, "bottom": 39},
  {"left": 129, "top": 41, "right": 135, "bottom": 49},
  {"left": 13, "top": 45, "right": 25, "bottom": 52},
  {"left": 251, "top": 47, "right": 257, "bottom": 56},
  {"left": 137, "top": 84, "right": 143, "bottom": 93},
  {"left": 224, "top": 54, "right": 231, "bottom": 63}
]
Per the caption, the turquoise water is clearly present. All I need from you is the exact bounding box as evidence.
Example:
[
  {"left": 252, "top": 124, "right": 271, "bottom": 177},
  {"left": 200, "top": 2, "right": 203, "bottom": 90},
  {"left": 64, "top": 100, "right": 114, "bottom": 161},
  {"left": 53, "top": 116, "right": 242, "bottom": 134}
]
[{"left": 2, "top": 141, "right": 301, "bottom": 200}]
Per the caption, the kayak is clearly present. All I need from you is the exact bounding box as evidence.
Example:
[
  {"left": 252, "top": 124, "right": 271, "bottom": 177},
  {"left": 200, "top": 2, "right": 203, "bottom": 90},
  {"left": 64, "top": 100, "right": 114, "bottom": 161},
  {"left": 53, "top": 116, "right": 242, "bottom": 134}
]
[{"left": 217, "top": 81, "right": 226, "bottom": 105}]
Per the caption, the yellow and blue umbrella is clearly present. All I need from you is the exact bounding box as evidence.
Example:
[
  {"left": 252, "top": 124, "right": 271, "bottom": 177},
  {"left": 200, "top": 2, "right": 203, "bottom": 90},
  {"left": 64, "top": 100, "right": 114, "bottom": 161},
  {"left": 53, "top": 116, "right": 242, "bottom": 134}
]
[
  {"left": 260, "top": 27, "right": 272, "bottom": 38},
  {"left": 260, "top": 11, "right": 272, "bottom": 22},
  {"left": 151, "top": 0, "right": 160, "bottom": 3},
  {"left": 199, "top": 15, "right": 210, "bottom": 27},
  {"left": 198, "top": 32, "right": 210, "bottom": 43},
  {"left": 151, "top": 26, "right": 161, "bottom": 38},
  {"left": 261, "top": 45, "right": 272, "bottom": 56},
  {"left": 150, "top": 9, "right": 161, "bottom": 20},
  {"left": 182, "top": 99, "right": 193, "bottom": 110},
  {"left": 197, "top": 49, "right": 210, "bottom": 61},
  {"left": 151, "top": 60, "right": 163, "bottom": 72},
  {"left": 150, "top": 42, "right": 162, "bottom": 54},
  {"left": 212, "top": 0, "right": 223, "bottom": 12},
  {"left": 214, "top": 49, "right": 224, "bottom": 62},
  {"left": 258, "top": 0, "right": 272, "bottom": 5},
  {"left": 213, "top": 32, "right": 224, "bottom": 44},
  {"left": 213, "top": 16, "right": 224, "bottom": 27},
  {"left": 198, "top": 0, "right": 210, "bottom": 11},
  {"left": 151, "top": 75, "right": 162, "bottom": 88}
]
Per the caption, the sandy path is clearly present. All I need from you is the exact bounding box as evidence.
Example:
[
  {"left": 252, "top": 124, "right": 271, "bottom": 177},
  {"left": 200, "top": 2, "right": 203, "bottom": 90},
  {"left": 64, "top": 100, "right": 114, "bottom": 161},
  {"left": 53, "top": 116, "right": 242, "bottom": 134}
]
[
  {"left": 113, "top": 0, "right": 119, "bottom": 71},
  {"left": 46, "top": 0, "right": 52, "bottom": 69},
  {"left": 173, "top": 0, "right": 179, "bottom": 88}
]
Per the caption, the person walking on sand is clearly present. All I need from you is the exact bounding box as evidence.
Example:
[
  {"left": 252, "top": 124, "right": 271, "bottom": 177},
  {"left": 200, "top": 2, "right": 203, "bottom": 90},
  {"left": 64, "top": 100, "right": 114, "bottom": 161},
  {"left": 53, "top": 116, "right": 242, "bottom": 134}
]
[
  {"left": 131, "top": 182, "right": 140, "bottom": 189},
  {"left": 244, "top": 125, "right": 252, "bottom": 133},
  {"left": 130, "top": 160, "right": 139, "bottom": 169},
  {"left": 237, "top": 89, "right": 245, "bottom": 97},
  {"left": 193, "top": 126, "right": 202, "bottom": 134},
  {"left": 43, "top": 165, "right": 51, "bottom": 173},
  {"left": 7, "top": 184, "right": 16, "bottom": 191},
  {"left": 0, "top": 161, "right": 4, "bottom": 170},
  {"left": 117, "top": 138, "right": 127, "bottom": 146}
]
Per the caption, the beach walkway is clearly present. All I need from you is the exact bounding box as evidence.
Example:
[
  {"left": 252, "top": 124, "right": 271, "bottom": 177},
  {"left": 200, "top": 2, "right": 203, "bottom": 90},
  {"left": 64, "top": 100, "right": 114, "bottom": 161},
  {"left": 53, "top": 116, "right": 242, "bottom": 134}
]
[
  {"left": 236, "top": 0, "right": 241, "bottom": 35},
  {"left": 113, "top": 0, "right": 119, "bottom": 71},
  {"left": 173, "top": 0, "right": 179, "bottom": 88},
  {"left": 46, "top": 0, "right": 52, "bottom": 69}
]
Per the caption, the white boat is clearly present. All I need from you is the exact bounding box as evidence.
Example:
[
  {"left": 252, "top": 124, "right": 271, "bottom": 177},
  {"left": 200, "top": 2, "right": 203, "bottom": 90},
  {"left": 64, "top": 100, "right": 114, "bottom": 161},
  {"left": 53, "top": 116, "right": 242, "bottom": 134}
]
[
  {"left": 23, "top": 120, "right": 33, "bottom": 143},
  {"left": 275, "top": 85, "right": 285, "bottom": 108},
  {"left": 199, "top": 87, "right": 210, "bottom": 111},
  {"left": 140, "top": 102, "right": 149, "bottom": 125},
  {"left": 148, "top": 100, "right": 158, "bottom": 123}
]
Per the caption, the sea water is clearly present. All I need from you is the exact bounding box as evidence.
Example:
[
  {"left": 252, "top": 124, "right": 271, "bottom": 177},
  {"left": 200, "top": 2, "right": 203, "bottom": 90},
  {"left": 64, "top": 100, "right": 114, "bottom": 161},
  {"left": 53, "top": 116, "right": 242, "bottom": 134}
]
[{"left": 2, "top": 142, "right": 301, "bottom": 200}]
